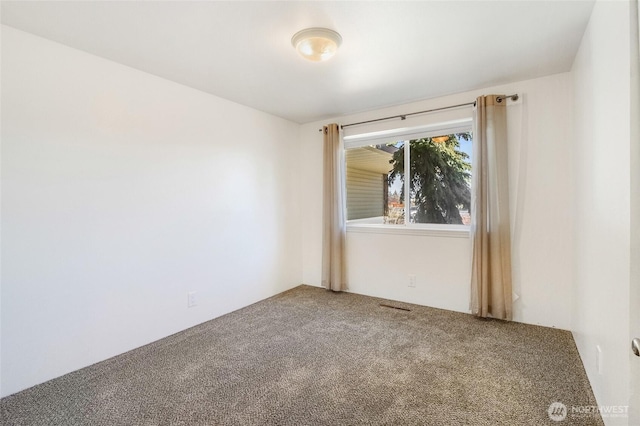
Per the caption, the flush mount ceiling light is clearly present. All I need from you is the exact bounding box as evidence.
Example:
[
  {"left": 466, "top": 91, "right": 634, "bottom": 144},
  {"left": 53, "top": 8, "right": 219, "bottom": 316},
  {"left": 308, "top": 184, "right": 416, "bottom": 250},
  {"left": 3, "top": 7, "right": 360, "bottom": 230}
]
[{"left": 291, "top": 28, "right": 342, "bottom": 62}]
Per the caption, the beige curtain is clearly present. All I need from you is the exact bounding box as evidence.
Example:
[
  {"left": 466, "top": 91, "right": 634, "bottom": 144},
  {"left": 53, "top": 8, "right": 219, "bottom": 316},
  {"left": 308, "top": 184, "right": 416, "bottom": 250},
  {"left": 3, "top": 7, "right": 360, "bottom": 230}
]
[
  {"left": 470, "top": 95, "right": 513, "bottom": 320},
  {"left": 321, "top": 123, "right": 347, "bottom": 291}
]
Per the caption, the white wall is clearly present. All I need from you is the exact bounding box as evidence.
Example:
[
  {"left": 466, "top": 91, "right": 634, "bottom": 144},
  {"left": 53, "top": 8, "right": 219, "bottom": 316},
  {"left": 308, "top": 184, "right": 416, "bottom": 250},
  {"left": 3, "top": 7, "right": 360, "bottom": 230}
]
[
  {"left": 345, "top": 229, "right": 472, "bottom": 313},
  {"left": 629, "top": 1, "right": 640, "bottom": 423},
  {"left": 1, "top": 26, "right": 302, "bottom": 397},
  {"left": 300, "top": 72, "right": 574, "bottom": 329},
  {"left": 571, "top": 1, "right": 632, "bottom": 423}
]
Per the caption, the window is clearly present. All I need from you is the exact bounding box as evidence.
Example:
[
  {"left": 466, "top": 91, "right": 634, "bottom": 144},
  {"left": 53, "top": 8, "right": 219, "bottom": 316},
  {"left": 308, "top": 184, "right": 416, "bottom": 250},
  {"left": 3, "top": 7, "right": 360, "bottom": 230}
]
[{"left": 345, "top": 125, "right": 472, "bottom": 228}]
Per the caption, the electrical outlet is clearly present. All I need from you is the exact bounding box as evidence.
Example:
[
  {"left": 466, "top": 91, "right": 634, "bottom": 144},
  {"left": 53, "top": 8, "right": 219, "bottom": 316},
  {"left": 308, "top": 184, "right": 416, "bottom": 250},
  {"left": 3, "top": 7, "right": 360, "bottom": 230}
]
[
  {"left": 408, "top": 274, "right": 416, "bottom": 288},
  {"left": 596, "top": 345, "right": 602, "bottom": 374},
  {"left": 187, "top": 291, "right": 197, "bottom": 308}
]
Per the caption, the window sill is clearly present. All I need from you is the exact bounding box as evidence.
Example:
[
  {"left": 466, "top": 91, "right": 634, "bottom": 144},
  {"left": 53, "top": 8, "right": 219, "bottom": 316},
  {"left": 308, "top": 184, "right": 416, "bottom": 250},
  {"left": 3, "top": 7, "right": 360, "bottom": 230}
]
[{"left": 346, "top": 223, "right": 470, "bottom": 238}]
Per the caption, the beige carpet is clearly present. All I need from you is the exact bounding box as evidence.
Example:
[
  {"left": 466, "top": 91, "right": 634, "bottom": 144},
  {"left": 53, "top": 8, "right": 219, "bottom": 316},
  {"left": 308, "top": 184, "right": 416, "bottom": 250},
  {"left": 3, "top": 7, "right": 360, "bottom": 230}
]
[{"left": 1, "top": 285, "right": 602, "bottom": 425}]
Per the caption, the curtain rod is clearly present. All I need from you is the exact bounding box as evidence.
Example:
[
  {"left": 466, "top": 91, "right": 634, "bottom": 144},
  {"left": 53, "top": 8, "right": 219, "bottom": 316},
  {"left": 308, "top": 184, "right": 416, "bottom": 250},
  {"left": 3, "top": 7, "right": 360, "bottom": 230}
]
[{"left": 318, "top": 94, "right": 519, "bottom": 132}]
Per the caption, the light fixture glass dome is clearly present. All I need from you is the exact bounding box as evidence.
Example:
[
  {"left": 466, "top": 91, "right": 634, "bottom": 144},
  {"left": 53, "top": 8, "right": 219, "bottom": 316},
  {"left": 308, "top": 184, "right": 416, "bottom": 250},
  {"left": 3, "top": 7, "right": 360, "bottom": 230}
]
[{"left": 291, "top": 28, "right": 342, "bottom": 62}]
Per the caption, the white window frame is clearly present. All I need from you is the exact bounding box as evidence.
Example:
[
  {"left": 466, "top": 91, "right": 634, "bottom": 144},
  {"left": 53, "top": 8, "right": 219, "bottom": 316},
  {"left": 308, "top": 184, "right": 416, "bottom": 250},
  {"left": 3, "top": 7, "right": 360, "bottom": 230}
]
[{"left": 344, "top": 118, "right": 473, "bottom": 237}]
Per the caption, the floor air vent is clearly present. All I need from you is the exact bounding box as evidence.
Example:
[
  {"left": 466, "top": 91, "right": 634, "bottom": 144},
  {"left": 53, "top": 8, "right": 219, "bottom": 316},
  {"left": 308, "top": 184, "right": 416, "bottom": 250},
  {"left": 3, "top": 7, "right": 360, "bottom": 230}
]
[{"left": 379, "top": 303, "right": 411, "bottom": 312}]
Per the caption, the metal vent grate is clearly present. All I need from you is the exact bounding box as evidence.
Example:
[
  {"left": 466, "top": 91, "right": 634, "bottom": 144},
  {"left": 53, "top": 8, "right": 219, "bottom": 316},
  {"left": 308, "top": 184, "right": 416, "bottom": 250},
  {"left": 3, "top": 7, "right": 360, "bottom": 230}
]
[{"left": 379, "top": 303, "right": 411, "bottom": 312}]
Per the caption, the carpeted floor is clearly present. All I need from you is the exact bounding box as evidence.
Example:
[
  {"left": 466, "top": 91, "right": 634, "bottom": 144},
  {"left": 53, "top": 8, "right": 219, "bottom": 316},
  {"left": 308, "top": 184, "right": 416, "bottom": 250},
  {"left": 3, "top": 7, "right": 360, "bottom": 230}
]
[{"left": 1, "top": 285, "right": 602, "bottom": 425}]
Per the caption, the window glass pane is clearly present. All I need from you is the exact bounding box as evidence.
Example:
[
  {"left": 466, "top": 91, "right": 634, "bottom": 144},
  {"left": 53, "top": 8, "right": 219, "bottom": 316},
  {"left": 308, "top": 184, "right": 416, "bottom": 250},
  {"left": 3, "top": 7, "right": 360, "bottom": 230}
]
[
  {"left": 345, "top": 142, "right": 403, "bottom": 224},
  {"left": 385, "top": 141, "right": 405, "bottom": 225},
  {"left": 406, "top": 133, "right": 472, "bottom": 225}
]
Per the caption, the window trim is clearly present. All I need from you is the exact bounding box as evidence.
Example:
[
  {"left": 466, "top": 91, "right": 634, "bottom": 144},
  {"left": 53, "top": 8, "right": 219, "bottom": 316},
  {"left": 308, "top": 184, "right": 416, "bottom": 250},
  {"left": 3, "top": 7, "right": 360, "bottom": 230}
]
[
  {"left": 343, "top": 118, "right": 472, "bottom": 149},
  {"left": 346, "top": 222, "right": 470, "bottom": 238}
]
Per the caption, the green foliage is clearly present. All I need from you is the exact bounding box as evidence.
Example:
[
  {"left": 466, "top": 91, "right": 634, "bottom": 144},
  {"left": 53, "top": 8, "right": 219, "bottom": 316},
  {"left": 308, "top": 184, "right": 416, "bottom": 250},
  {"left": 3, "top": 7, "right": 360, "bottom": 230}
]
[{"left": 388, "top": 133, "right": 471, "bottom": 224}]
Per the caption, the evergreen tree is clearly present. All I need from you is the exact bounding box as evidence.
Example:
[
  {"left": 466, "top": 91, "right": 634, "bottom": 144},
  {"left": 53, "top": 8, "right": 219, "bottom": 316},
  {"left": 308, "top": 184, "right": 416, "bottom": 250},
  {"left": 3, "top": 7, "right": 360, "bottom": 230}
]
[{"left": 388, "top": 133, "right": 471, "bottom": 224}]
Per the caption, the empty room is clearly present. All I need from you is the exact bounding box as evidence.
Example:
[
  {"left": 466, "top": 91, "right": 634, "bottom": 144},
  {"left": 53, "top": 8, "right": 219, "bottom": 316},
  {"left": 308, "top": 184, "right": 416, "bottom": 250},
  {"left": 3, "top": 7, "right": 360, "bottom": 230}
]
[{"left": 1, "top": 0, "right": 639, "bottom": 425}]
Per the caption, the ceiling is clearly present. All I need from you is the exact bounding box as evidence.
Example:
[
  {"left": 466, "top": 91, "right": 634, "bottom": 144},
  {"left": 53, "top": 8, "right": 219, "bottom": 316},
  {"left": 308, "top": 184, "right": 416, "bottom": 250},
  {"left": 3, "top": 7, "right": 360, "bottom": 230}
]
[{"left": 1, "top": 1, "right": 595, "bottom": 124}]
